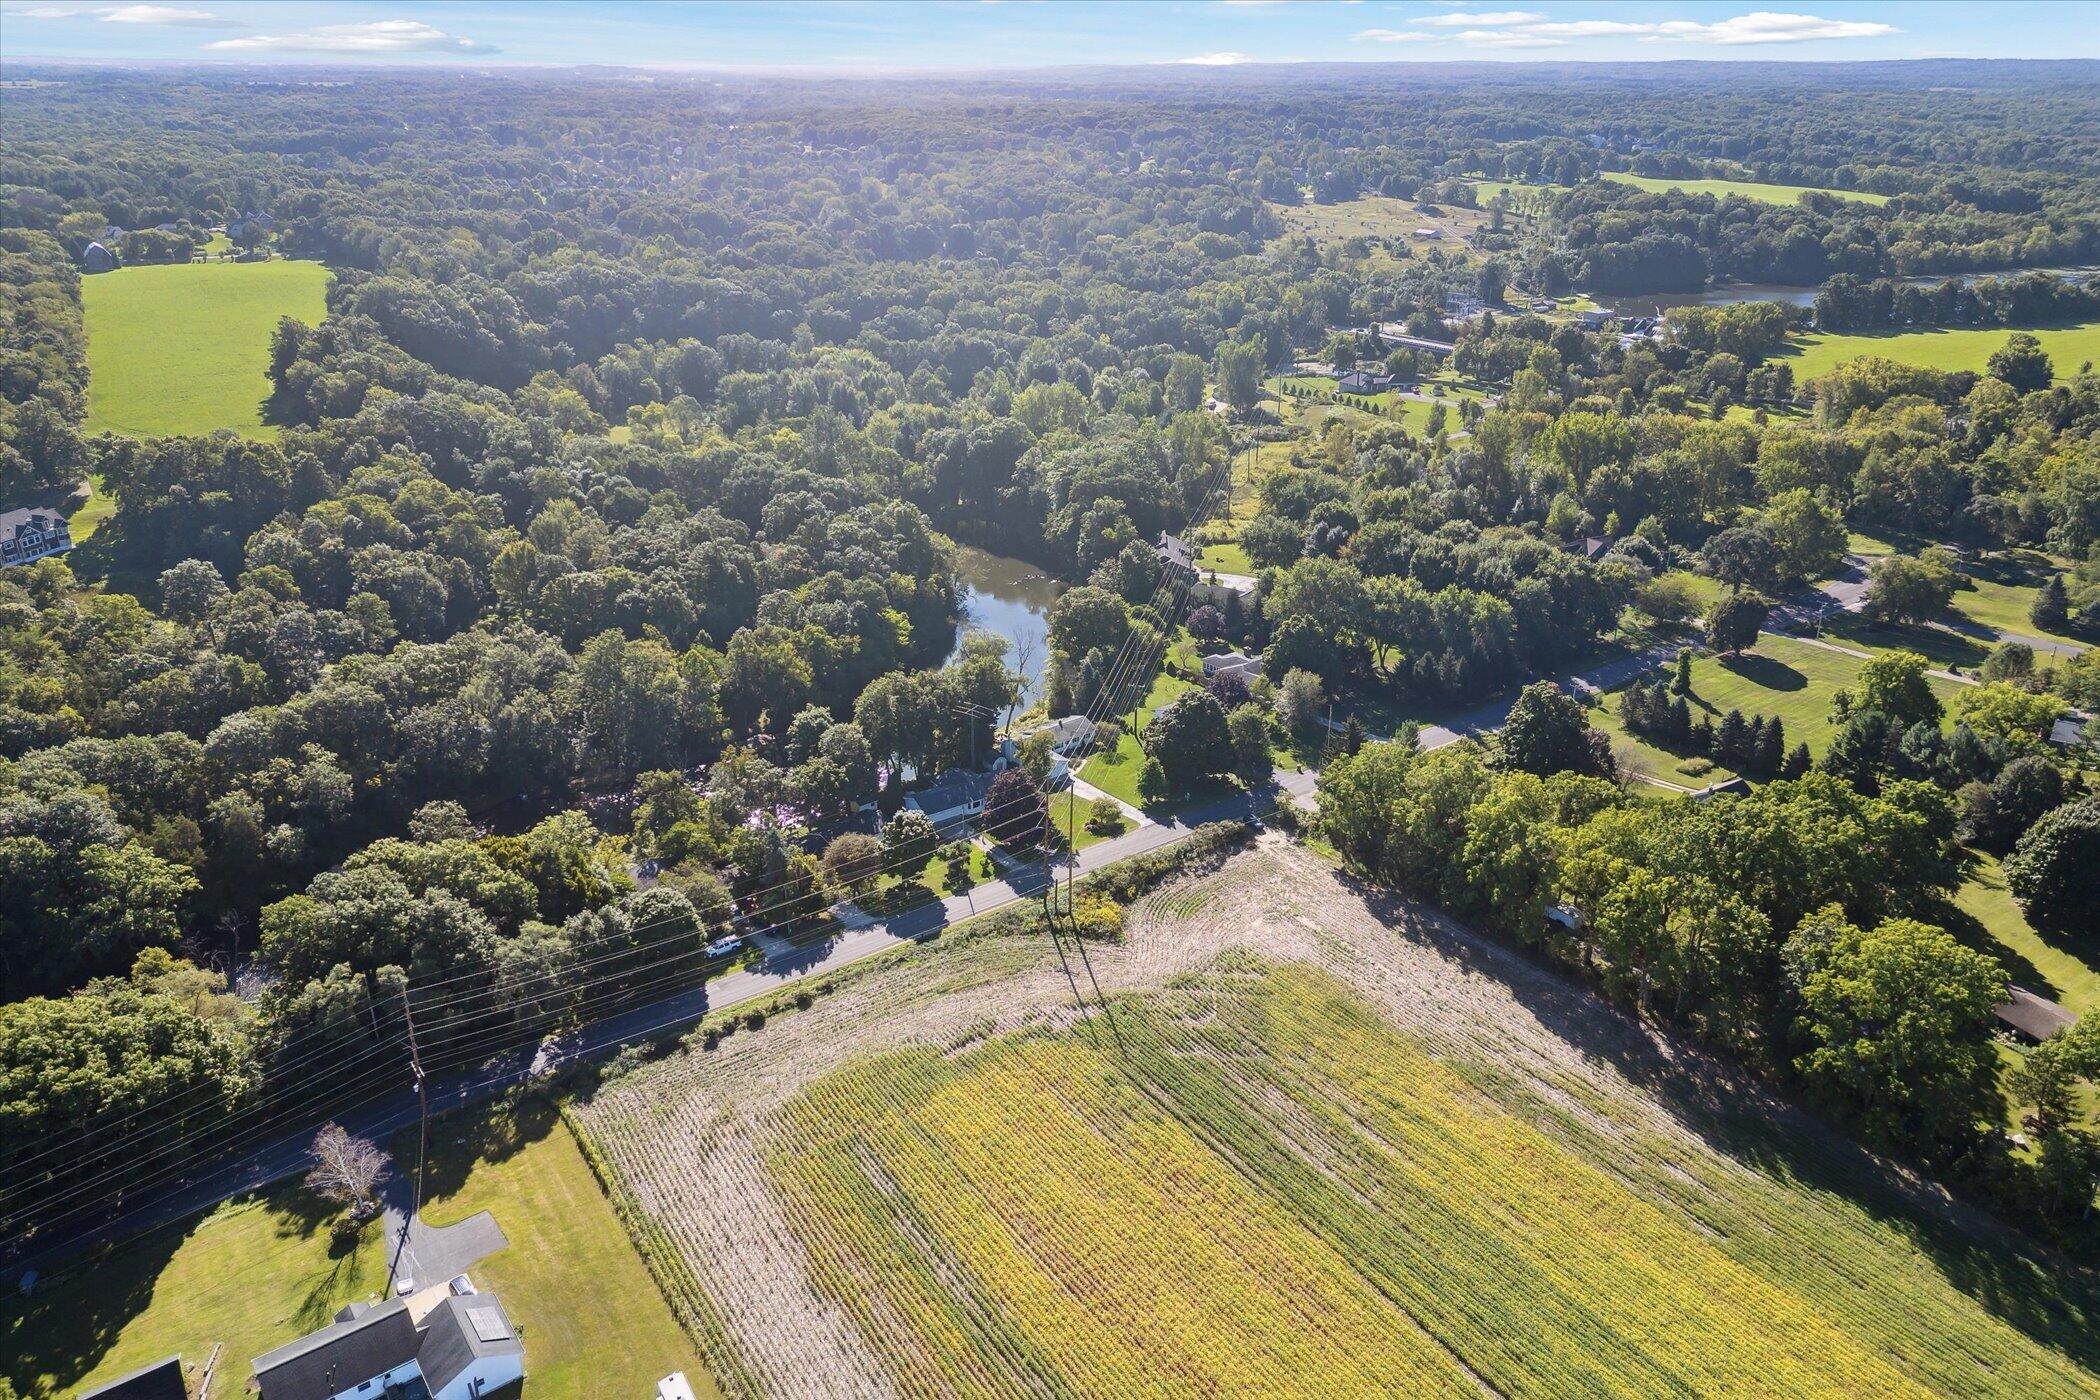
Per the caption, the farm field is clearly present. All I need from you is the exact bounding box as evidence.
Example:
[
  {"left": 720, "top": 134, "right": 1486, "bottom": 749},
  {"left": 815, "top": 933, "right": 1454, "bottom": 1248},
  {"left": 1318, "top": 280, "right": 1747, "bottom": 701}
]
[
  {"left": 570, "top": 840, "right": 2100, "bottom": 1398},
  {"left": 1601, "top": 171, "right": 1889, "bottom": 206},
  {"left": 1783, "top": 319, "right": 2100, "bottom": 384},
  {"left": 2, "top": 1182, "right": 386, "bottom": 1399},
  {"left": 1266, "top": 194, "right": 1492, "bottom": 247},
  {"left": 83, "top": 259, "right": 331, "bottom": 439}
]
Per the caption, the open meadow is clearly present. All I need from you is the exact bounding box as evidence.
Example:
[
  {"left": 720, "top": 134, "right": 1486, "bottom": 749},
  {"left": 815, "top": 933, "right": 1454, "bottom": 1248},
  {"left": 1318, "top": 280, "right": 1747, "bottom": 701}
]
[
  {"left": 1601, "top": 172, "right": 1889, "bottom": 206},
  {"left": 570, "top": 839, "right": 2100, "bottom": 1399},
  {"left": 1786, "top": 319, "right": 2100, "bottom": 384},
  {"left": 83, "top": 260, "right": 330, "bottom": 439}
]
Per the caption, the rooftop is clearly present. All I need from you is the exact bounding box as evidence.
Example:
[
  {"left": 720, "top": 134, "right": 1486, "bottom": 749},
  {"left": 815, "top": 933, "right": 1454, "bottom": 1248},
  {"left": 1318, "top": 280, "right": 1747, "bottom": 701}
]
[{"left": 1995, "top": 987, "right": 2076, "bottom": 1043}]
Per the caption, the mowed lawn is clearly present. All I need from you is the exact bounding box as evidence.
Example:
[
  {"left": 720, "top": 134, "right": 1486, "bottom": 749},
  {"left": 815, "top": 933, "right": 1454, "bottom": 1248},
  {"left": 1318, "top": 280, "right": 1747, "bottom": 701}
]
[
  {"left": 1784, "top": 319, "right": 2100, "bottom": 384},
  {"left": 409, "top": 1096, "right": 719, "bottom": 1400},
  {"left": 84, "top": 260, "right": 331, "bottom": 439},
  {"left": 1601, "top": 171, "right": 1889, "bottom": 206},
  {"left": 1594, "top": 632, "right": 1966, "bottom": 784},
  {"left": 1950, "top": 851, "right": 2097, "bottom": 1017},
  {"left": 2, "top": 1184, "right": 387, "bottom": 1398}
]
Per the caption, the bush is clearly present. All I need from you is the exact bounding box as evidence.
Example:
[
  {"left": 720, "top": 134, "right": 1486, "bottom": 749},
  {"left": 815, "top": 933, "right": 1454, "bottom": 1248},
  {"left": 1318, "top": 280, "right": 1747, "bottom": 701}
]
[
  {"left": 1084, "top": 798, "right": 1129, "bottom": 837},
  {"left": 1069, "top": 893, "right": 1124, "bottom": 941}
]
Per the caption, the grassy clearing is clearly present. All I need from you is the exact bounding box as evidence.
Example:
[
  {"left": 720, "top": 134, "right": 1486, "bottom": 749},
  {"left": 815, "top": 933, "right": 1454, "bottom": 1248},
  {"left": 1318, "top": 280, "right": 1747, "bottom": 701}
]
[
  {"left": 574, "top": 842, "right": 2100, "bottom": 1397},
  {"left": 1080, "top": 668, "right": 1195, "bottom": 808},
  {"left": 1267, "top": 195, "right": 1492, "bottom": 247},
  {"left": 1784, "top": 320, "right": 2100, "bottom": 384},
  {"left": 410, "top": 1096, "right": 718, "bottom": 1400},
  {"left": 84, "top": 260, "right": 331, "bottom": 439},
  {"left": 1601, "top": 171, "right": 1889, "bottom": 206},
  {"left": 1594, "top": 633, "right": 1966, "bottom": 782},
  {"left": 1821, "top": 612, "right": 1996, "bottom": 671},
  {"left": 1949, "top": 852, "right": 2097, "bottom": 1017},
  {"left": 2, "top": 1184, "right": 386, "bottom": 1399}
]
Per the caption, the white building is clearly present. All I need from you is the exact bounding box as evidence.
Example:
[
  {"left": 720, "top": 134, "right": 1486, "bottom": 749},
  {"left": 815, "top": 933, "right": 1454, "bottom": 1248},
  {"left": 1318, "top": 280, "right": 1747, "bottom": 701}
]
[
  {"left": 252, "top": 1285, "right": 524, "bottom": 1400},
  {"left": 1027, "top": 714, "right": 1096, "bottom": 755},
  {"left": 1201, "top": 651, "right": 1263, "bottom": 681}
]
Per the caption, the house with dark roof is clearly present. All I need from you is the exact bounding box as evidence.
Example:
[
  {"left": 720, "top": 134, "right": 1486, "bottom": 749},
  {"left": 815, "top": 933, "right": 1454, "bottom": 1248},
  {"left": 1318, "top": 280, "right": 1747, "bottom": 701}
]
[
  {"left": 82, "top": 240, "right": 118, "bottom": 274},
  {"left": 904, "top": 768, "right": 993, "bottom": 830},
  {"left": 78, "top": 1356, "right": 188, "bottom": 1400},
  {"left": 0, "top": 506, "right": 73, "bottom": 568},
  {"left": 2048, "top": 714, "right": 2088, "bottom": 751},
  {"left": 252, "top": 1283, "right": 523, "bottom": 1400},
  {"left": 1156, "top": 530, "right": 1196, "bottom": 576}
]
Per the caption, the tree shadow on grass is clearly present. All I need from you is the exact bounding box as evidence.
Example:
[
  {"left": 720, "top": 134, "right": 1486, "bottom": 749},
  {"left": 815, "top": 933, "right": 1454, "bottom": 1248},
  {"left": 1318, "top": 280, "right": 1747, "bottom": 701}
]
[
  {"left": 1322, "top": 862, "right": 2100, "bottom": 1371},
  {"left": 1719, "top": 652, "right": 1808, "bottom": 692},
  {"left": 403, "top": 1091, "right": 563, "bottom": 1219},
  {"left": 0, "top": 1206, "right": 203, "bottom": 1396}
]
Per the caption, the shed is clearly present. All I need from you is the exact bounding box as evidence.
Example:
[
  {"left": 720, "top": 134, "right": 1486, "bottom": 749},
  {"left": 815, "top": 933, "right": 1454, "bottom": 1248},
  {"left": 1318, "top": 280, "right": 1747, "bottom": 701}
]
[
  {"left": 78, "top": 1356, "right": 187, "bottom": 1400},
  {"left": 2048, "top": 715, "right": 2087, "bottom": 750},
  {"left": 82, "top": 240, "right": 117, "bottom": 274},
  {"left": 1995, "top": 987, "right": 2076, "bottom": 1045}
]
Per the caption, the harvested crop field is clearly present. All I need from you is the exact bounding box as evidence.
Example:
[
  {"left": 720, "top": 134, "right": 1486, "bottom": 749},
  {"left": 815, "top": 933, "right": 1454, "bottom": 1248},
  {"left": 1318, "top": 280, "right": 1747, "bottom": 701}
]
[{"left": 571, "top": 839, "right": 2100, "bottom": 1398}]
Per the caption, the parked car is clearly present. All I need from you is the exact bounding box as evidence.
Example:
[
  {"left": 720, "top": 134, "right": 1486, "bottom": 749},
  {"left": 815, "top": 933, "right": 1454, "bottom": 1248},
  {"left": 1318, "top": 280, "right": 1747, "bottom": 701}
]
[{"left": 448, "top": 1273, "right": 478, "bottom": 1296}]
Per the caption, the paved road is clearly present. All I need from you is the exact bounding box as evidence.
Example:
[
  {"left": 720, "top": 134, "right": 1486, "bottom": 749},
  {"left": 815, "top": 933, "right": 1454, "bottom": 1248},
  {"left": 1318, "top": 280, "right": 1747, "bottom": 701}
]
[
  {"left": 4, "top": 768, "right": 1317, "bottom": 1283},
  {"left": 1779, "top": 553, "right": 2087, "bottom": 658}
]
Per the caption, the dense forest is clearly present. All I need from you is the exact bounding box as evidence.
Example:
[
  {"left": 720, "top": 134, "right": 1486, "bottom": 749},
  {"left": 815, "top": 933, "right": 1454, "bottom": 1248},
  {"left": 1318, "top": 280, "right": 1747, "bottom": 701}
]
[{"left": 3, "top": 60, "right": 2098, "bottom": 1252}]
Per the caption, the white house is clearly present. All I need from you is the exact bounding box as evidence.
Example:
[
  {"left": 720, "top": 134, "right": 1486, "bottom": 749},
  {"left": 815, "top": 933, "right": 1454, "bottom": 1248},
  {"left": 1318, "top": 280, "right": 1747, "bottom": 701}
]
[
  {"left": 253, "top": 1286, "right": 523, "bottom": 1400},
  {"left": 0, "top": 507, "right": 72, "bottom": 568},
  {"left": 1028, "top": 714, "right": 1096, "bottom": 755},
  {"left": 1201, "top": 651, "right": 1262, "bottom": 681},
  {"left": 905, "top": 768, "right": 994, "bottom": 830}
]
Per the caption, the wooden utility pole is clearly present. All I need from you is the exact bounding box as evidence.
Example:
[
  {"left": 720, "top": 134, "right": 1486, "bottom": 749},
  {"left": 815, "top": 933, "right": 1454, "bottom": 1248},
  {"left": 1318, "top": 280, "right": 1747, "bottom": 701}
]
[{"left": 386, "top": 983, "right": 430, "bottom": 1296}]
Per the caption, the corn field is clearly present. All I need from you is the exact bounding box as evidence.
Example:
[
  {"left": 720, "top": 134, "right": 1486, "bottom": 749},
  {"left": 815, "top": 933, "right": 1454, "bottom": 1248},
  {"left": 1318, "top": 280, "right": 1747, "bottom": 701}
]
[{"left": 572, "top": 840, "right": 2100, "bottom": 1398}]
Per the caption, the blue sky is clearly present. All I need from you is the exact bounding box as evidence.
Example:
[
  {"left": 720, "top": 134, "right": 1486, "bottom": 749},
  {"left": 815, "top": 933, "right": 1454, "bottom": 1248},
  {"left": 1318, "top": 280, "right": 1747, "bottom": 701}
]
[{"left": 3, "top": 2, "right": 2095, "bottom": 69}]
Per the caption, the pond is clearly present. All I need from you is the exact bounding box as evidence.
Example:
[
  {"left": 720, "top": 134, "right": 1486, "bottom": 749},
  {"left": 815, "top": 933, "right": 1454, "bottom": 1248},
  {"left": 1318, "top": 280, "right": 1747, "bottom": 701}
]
[
  {"left": 947, "top": 546, "right": 1062, "bottom": 706},
  {"left": 1593, "top": 266, "right": 2100, "bottom": 320}
]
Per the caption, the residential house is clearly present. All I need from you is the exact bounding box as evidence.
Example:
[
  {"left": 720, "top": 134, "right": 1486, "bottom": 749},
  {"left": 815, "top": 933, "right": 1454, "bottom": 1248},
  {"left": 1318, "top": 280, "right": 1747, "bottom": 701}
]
[
  {"left": 905, "top": 768, "right": 994, "bottom": 830},
  {"left": 1336, "top": 369, "right": 1386, "bottom": 395},
  {"left": 2048, "top": 714, "right": 2088, "bottom": 751},
  {"left": 1413, "top": 227, "right": 1442, "bottom": 240},
  {"left": 252, "top": 1286, "right": 523, "bottom": 1400},
  {"left": 1028, "top": 714, "right": 1096, "bottom": 755},
  {"left": 1156, "top": 530, "right": 1196, "bottom": 577},
  {"left": 0, "top": 506, "right": 73, "bottom": 567},
  {"left": 79, "top": 1357, "right": 187, "bottom": 1400},
  {"left": 1201, "top": 651, "right": 1263, "bottom": 681},
  {"left": 1577, "top": 309, "right": 1614, "bottom": 331},
  {"left": 1562, "top": 535, "right": 1616, "bottom": 563}
]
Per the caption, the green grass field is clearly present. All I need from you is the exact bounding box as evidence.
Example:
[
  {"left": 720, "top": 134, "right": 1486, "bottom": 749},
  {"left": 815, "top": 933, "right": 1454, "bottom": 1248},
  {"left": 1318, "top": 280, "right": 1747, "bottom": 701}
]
[
  {"left": 1602, "top": 171, "right": 1889, "bottom": 206},
  {"left": 3, "top": 1183, "right": 387, "bottom": 1398},
  {"left": 1, "top": 1096, "right": 712, "bottom": 1400},
  {"left": 412, "top": 1097, "right": 718, "bottom": 1400},
  {"left": 1950, "top": 852, "right": 2096, "bottom": 1017},
  {"left": 84, "top": 260, "right": 331, "bottom": 439},
  {"left": 1594, "top": 633, "right": 1967, "bottom": 783},
  {"left": 1784, "top": 320, "right": 2100, "bottom": 384},
  {"left": 1267, "top": 195, "right": 1493, "bottom": 246}
]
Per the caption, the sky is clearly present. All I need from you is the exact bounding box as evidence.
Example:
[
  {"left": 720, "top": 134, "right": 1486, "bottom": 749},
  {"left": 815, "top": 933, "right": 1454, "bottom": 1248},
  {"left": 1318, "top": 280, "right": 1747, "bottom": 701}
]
[{"left": 2, "top": 1, "right": 2095, "bottom": 71}]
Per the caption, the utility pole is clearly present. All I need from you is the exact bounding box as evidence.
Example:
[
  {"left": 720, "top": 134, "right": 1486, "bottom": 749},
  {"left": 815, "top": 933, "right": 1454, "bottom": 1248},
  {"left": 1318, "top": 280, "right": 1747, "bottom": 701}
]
[{"left": 387, "top": 982, "right": 430, "bottom": 1296}]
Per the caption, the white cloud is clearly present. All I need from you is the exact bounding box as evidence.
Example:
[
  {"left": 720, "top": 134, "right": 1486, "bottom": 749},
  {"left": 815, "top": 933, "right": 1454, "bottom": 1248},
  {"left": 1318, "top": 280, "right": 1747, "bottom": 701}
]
[
  {"left": 98, "top": 4, "right": 232, "bottom": 25},
  {"left": 1521, "top": 19, "right": 1665, "bottom": 38},
  {"left": 204, "top": 19, "right": 494, "bottom": 54},
  {"left": 1451, "top": 28, "right": 1567, "bottom": 48},
  {"left": 1175, "top": 50, "right": 1252, "bottom": 64},
  {"left": 1354, "top": 28, "right": 1433, "bottom": 42},
  {"left": 1414, "top": 10, "right": 1545, "bottom": 27},
  {"left": 1647, "top": 11, "right": 1899, "bottom": 44}
]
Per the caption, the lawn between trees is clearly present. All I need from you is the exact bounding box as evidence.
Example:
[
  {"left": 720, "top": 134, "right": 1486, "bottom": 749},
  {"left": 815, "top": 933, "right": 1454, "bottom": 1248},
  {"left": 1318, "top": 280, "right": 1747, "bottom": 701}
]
[
  {"left": 82, "top": 259, "right": 331, "bottom": 440},
  {"left": 2, "top": 1095, "right": 710, "bottom": 1400}
]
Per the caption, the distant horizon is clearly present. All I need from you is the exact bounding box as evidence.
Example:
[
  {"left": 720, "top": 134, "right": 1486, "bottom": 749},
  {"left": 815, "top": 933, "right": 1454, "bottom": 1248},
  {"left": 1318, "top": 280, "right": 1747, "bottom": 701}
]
[{"left": 2, "top": 2, "right": 2095, "bottom": 72}]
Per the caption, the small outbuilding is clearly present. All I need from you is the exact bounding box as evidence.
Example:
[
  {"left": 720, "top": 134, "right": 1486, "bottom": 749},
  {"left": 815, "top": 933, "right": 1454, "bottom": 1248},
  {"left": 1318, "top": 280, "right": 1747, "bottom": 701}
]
[
  {"left": 77, "top": 1356, "right": 187, "bottom": 1400},
  {"left": 1995, "top": 987, "right": 2076, "bottom": 1046},
  {"left": 82, "top": 240, "right": 117, "bottom": 274}
]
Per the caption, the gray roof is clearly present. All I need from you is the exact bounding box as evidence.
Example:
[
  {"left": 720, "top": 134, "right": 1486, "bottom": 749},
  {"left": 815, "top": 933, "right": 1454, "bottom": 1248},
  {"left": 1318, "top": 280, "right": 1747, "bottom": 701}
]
[
  {"left": 909, "top": 768, "right": 991, "bottom": 817},
  {"left": 2049, "top": 715, "right": 2087, "bottom": 747},
  {"left": 417, "top": 1293, "right": 524, "bottom": 1394},
  {"left": 1995, "top": 987, "right": 2076, "bottom": 1042},
  {"left": 253, "top": 1297, "right": 419, "bottom": 1400},
  {"left": 1157, "top": 531, "right": 1195, "bottom": 572},
  {"left": 79, "top": 1356, "right": 187, "bottom": 1400}
]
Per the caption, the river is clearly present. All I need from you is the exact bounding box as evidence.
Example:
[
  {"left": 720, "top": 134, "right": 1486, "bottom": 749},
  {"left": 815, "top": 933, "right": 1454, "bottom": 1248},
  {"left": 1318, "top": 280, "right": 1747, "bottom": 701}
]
[{"left": 947, "top": 546, "right": 1062, "bottom": 705}]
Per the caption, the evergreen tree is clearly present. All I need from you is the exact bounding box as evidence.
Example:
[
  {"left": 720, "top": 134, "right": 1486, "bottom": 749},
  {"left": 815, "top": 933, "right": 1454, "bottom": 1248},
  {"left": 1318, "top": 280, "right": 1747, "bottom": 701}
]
[
  {"left": 1672, "top": 648, "right": 1693, "bottom": 695},
  {"left": 1782, "top": 742, "right": 1812, "bottom": 779},
  {"left": 2032, "top": 573, "right": 2069, "bottom": 632},
  {"left": 1717, "top": 709, "right": 1749, "bottom": 764},
  {"left": 1758, "top": 716, "right": 1786, "bottom": 775},
  {"left": 1342, "top": 715, "right": 1366, "bottom": 756},
  {"left": 1691, "top": 715, "right": 1716, "bottom": 755},
  {"left": 1669, "top": 696, "right": 1693, "bottom": 747}
]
